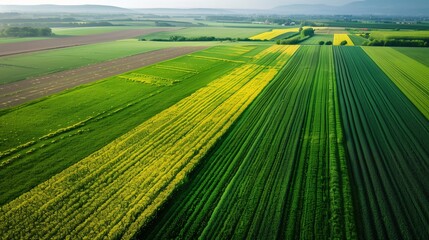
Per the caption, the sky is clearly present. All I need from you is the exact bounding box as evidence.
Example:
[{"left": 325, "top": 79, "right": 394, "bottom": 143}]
[{"left": 0, "top": 0, "right": 358, "bottom": 9}]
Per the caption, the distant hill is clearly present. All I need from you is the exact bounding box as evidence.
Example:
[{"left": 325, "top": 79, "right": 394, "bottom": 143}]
[
  {"left": 0, "top": 5, "right": 134, "bottom": 14},
  {"left": 274, "top": 0, "right": 429, "bottom": 16},
  {"left": 0, "top": 2, "right": 427, "bottom": 16},
  {"left": 133, "top": 8, "right": 234, "bottom": 15}
]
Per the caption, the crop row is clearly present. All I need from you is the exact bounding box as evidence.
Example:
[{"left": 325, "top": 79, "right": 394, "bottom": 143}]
[
  {"left": 0, "top": 45, "right": 299, "bottom": 239},
  {"left": 363, "top": 46, "right": 429, "bottom": 119},
  {"left": 333, "top": 46, "right": 429, "bottom": 239},
  {"left": 140, "top": 46, "right": 356, "bottom": 239}
]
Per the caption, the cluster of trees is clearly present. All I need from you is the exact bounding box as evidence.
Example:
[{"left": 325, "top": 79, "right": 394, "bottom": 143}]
[
  {"left": 150, "top": 35, "right": 261, "bottom": 42},
  {"left": 0, "top": 27, "right": 53, "bottom": 37},
  {"left": 363, "top": 39, "right": 428, "bottom": 47},
  {"left": 319, "top": 41, "right": 333, "bottom": 45}
]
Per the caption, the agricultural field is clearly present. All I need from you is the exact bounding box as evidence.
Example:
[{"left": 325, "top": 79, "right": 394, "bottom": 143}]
[
  {"left": 0, "top": 40, "right": 214, "bottom": 84},
  {"left": 334, "top": 46, "right": 429, "bottom": 239},
  {"left": 0, "top": 37, "right": 50, "bottom": 44},
  {"left": 1, "top": 13, "right": 429, "bottom": 240},
  {"left": 52, "top": 26, "right": 152, "bottom": 36},
  {"left": 250, "top": 28, "right": 299, "bottom": 40},
  {"left": 333, "top": 34, "right": 354, "bottom": 45},
  {"left": 395, "top": 47, "right": 429, "bottom": 67},
  {"left": 363, "top": 47, "right": 429, "bottom": 119},
  {"left": 143, "top": 27, "right": 268, "bottom": 40},
  {"left": 348, "top": 35, "right": 368, "bottom": 45},
  {"left": 0, "top": 45, "right": 260, "bottom": 206},
  {"left": 369, "top": 30, "right": 429, "bottom": 41},
  {"left": 0, "top": 45, "right": 295, "bottom": 239},
  {"left": 300, "top": 34, "right": 333, "bottom": 44},
  {"left": 0, "top": 27, "right": 148, "bottom": 44},
  {"left": 0, "top": 28, "right": 174, "bottom": 57},
  {"left": 140, "top": 46, "right": 355, "bottom": 239},
  {"left": 0, "top": 47, "right": 206, "bottom": 108}
]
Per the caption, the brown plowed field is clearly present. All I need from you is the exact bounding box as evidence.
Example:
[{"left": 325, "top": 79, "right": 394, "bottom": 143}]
[
  {"left": 0, "top": 46, "right": 207, "bottom": 109},
  {"left": 0, "top": 28, "right": 176, "bottom": 57}
]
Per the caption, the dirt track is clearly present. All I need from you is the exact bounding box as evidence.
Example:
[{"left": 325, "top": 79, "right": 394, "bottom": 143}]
[
  {"left": 0, "top": 28, "right": 175, "bottom": 57},
  {"left": 0, "top": 46, "right": 207, "bottom": 109}
]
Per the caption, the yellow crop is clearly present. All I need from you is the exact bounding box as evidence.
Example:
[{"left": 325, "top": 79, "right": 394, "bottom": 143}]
[
  {"left": 0, "top": 45, "right": 300, "bottom": 239},
  {"left": 250, "top": 28, "right": 299, "bottom": 40},
  {"left": 333, "top": 34, "right": 354, "bottom": 46}
]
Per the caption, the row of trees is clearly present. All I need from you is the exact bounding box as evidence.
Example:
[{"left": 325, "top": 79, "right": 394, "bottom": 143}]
[
  {"left": 0, "top": 27, "right": 53, "bottom": 37},
  {"left": 149, "top": 35, "right": 263, "bottom": 42},
  {"left": 363, "top": 39, "right": 428, "bottom": 47}
]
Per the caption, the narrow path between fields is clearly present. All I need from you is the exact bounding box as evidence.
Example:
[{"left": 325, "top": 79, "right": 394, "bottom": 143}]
[
  {"left": 0, "top": 46, "right": 207, "bottom": 109},
  {"left": 0, "top": 28, "right": 176, "bottom": 57}
]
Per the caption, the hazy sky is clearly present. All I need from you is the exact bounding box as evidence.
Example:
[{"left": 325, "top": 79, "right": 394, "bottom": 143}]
[{"left": 0, "top": 0, "right": 358, "bottom": 9}]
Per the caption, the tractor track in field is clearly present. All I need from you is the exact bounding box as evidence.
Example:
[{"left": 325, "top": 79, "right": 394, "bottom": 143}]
[
  {"left": 0, "top": 28, "right": 176, "bottom": 57},
  {"left": 0, "top": 46, "right": 207, "bottom": 109}
]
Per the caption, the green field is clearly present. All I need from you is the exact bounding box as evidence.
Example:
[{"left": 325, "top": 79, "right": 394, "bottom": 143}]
[
  {"left": 369, "top": 30, "right": 429, "bottom": 40},
  {"left": 363, "top": 47, "right": 429, "bottom": 119},
  {"left": 395, "top": 47, "right": 429, "bottom": 67},
  {"left": 0, "top": 40, "right": 215, "bottom": 84},
  {"left": 0, "top": 27, "right": 153, "bottom": 44},
  {"left": 1, "top": 26, "right": 429, "bottom": 239},
  {"left": 142, "top": 27, "right": 268, "bottom": 39},
  {"left": 52, "top": 26, "right": 150, "bottom": 36},
  {"left": 0, "top": 45, "right": 261, "bottom": 205},
  {"left": 300, "top": 34, "right": 333, "bottom": 44},
  {"left": 334, "top": 46, "right": 429, "bottom": 239},
  {"left": 348, "top": 34, "right": 368, "bottom": 45},
  {"left": 140, "top": 46, "right": 356, "bottom": 239},
  {"left": 0, "top": 37, "right": 50, "bottom": 44},
  {"left": 0, "top": 45, "right": 295, "bottom": 239}
]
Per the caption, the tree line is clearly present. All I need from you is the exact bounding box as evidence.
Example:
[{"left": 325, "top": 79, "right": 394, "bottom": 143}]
[
  {"left": 147, "top": 35, "right": 263, "bottom": 42},
  {"left": 0, "top": 27, "right": 53, "bottom": 37}
]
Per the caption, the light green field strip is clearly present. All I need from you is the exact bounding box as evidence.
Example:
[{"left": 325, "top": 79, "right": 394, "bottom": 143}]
[
  {"left": 52, "top": 26, "right": 154, "bottom": 36},
  {"left": 395, "top": 47, "right": 429, "bottom": 67},
  {"left": 0, "top": 37, "right": 50, "bottom": 44},
  {"left": 363, "top": 46, "right": 429, "bottom": 119},
  {"left": 0, "top": 40, "right": 214, "bottom": 84},
  {"left": 143, "top": 27, "right": 268, "bottom": 39},
  {"left": 0, "top": 45, "right": 293, "bottom": 239},
  {"left": 369, "top": 30, "right": 429, "bottom": 40}
]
